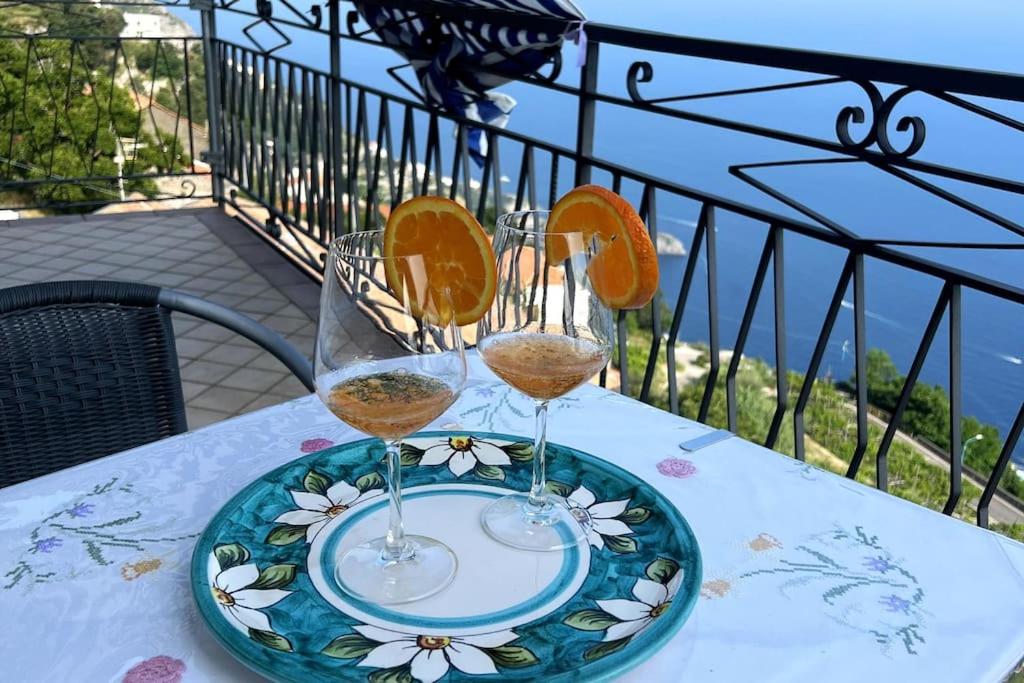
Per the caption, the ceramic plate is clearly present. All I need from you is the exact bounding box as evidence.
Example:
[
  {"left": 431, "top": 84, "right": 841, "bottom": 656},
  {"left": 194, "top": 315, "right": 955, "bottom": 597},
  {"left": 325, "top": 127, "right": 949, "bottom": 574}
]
[{"left": 191, "top": 431, "right": 701, "bottom": 682}]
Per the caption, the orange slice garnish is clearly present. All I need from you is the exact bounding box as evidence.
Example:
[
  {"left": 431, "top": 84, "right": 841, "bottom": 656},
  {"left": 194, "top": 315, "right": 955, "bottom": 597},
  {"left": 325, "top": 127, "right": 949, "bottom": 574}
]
[
  {"left": 383, "top": 196, "right": 497, "bottom": 326},
  {"left": 547, "top": 185, "right": 659, "bottom": 310}
]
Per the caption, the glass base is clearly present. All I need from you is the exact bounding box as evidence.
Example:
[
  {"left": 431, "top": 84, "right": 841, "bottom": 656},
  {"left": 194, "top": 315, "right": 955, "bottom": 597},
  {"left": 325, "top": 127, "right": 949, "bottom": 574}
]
[
  {"left": 335, "top": 535, "right": 457, "bottom": 605},
  {"left": 481, "top": 493, "right": 589, "bottom": 552}
]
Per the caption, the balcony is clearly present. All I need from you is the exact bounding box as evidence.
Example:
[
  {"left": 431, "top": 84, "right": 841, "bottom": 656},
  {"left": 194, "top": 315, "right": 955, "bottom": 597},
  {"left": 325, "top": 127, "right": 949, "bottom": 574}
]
[
  {"left": 3, "top": 2, "right": 1024, "bottom": 681},
  {"left": 0, "top": 208, "right": 318, "bottom": 426},
  {"left": 1, "top": 3, "right": 1023, "bottom": 545}
]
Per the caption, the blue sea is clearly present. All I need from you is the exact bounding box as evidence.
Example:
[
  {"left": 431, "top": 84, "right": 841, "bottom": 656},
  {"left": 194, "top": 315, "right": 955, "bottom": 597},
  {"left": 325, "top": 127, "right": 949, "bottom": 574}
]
[{"left": 173, "top": 2, "right": 1024, "bottom": 459}]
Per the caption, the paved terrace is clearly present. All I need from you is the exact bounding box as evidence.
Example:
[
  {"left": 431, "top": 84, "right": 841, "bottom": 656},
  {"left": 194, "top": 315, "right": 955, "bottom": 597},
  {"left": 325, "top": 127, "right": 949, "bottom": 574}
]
[{"left": 0, "top": 209, "right": 324, "bottom": 429}]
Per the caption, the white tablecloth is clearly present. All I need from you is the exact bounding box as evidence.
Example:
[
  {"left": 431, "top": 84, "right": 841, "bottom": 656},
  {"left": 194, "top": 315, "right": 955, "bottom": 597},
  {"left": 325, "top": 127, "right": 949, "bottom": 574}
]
[{"left": 2, "top": 358, "right": 1023, "bottom": 682}]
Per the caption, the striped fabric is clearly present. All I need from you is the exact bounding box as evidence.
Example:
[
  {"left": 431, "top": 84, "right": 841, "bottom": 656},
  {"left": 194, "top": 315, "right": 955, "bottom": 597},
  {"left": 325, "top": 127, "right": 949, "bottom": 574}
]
[{"left": 355, "top": 0, "right": 585, "bottom": 162}]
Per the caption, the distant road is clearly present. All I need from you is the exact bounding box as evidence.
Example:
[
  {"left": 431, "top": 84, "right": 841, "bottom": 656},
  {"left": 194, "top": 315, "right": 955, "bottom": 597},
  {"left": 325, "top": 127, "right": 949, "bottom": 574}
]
[{"left": 860, "top": 410, "right": 1024, "bottom": 526}]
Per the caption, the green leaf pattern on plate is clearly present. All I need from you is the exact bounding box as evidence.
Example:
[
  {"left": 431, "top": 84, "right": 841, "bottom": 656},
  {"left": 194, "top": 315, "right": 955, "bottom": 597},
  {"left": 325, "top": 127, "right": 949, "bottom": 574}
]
[
  {"left": 213, "top": 543, "right": 249, "bottom": 570},
  {"left": 501, "top": 442, "right": 534, "bottom": 463},
  {"left": 485, "top": 645, "right": 540, "bottom": 669},
  {"left": 368, "top": 668, "right": 414, "bottom": 683},
  {"left": 322, "top": 633, "right": 378, "bottom": 659},
  {"left": 604, "top": 535, "right": 639, "bottom": 554},
  {"left": 265, "top": 524, "right": 306, "bottom": 546},
  {"left": 563, "top": 609, "right": 620, "bottom": 631},
  {"left": 646, "top": 557, "right": 680, "bottom": 584},
  {"left": 400, "top": 443, "right": 425, "bottom": 466},
  {"left": 249, "top": 564, "right": 296, "bottom": 590},
  {"left": 355, "top": 472, "right": 385, "bottom": 493},
  {"left": 250, "top": 628, "right": 293, "bottom": 652},
  {"left": 303, "top": 470, "right": 331, "bottom": 496}
]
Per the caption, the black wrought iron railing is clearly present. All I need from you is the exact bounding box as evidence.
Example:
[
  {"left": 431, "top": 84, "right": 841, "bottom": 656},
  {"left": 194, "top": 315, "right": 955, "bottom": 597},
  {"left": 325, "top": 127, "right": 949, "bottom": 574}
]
[
  {"left": 2, "top": 1, "right": 1023, "bottom": 535},
  {"left": 0, "top": 1, "right": 210, "bottom": 210}
]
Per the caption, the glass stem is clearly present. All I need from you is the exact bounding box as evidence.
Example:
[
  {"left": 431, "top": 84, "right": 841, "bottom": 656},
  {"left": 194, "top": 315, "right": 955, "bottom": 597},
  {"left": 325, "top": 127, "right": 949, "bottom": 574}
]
[
  {"left": 382, "top": 439, "right": 411, "bottom": 562},
  {"left": 527, "top": 400, "right": 551, "bottom": 511}
]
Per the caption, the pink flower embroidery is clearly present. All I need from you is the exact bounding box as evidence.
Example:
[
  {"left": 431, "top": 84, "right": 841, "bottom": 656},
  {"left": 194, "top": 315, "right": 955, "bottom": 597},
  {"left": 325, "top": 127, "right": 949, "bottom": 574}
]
[
  {"left": 657, "top": 458, "right": 697, "bottom": 478},
  {"left": 123, "top": 656, "right": 185, "bottom": 683},
  {"left": 300, "top": 438, "right": 334, "bottom": 453}
]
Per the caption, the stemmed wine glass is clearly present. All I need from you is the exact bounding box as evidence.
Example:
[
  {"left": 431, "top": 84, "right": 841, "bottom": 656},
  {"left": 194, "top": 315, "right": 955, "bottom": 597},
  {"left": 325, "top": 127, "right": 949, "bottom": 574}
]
[
  {"left": 315, "top": 230, "right": 467, "bottom": 603},
  {"left": 477, "top": 211, "right": 614, "bottom": 551}
]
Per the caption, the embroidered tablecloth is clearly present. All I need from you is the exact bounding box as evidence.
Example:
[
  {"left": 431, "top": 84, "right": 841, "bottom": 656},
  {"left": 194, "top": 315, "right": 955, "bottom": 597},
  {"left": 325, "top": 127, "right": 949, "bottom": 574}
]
[{"left": 2, "top": 357, "right": 1023, "bottom": 682}]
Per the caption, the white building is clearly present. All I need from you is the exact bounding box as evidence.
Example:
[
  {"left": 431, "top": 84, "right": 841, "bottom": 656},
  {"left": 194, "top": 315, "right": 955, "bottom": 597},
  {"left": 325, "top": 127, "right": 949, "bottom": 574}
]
[{"left": 121, "top": 13, "right": 163, "bottom": 38}]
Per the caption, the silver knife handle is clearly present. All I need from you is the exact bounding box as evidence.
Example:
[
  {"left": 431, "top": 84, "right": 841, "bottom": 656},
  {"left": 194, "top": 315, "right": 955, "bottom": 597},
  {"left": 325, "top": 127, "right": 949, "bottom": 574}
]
[{"left": 678, "top": 429, "right": 733, "bottom": 452}]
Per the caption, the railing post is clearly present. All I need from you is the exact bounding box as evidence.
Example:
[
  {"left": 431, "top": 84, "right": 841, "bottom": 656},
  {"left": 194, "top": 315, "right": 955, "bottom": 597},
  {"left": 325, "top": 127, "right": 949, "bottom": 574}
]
[
  {"left": 574, "top": 40, "right": 599, "bottom": 185},
  {"left": 328, "top": 0, "right": 346, "bottom": 242},
  {"left": 193, "top": 0, "right": 225, "bottom": 204},
  {"left": 943, "top": 284, "right": 963, "bottom": 514}
]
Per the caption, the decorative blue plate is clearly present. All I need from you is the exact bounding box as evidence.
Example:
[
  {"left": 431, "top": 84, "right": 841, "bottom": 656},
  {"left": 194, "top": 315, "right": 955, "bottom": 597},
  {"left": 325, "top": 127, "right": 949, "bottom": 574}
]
[{"left": 191, "top": 431, "right": 702, "bottom": 682}]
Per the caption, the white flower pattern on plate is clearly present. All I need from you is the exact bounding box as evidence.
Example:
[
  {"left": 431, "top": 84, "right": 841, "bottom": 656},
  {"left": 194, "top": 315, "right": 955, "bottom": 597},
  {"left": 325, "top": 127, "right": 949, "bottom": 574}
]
[
  {"left": 273, "top": 480, "right": 375, "bottom": 543},
  {"left": 565, "top": 485, "right": 633, "bottom": 549},
  {"left": 597, "top": 571, "right": 682, "bottom": 641},
  {"left": 418, "top": 436, "right": 511, "bottom": 477},
  {"left": 354, "top": 624, "right": 518, "bottom": 683},
  {"left": 206, "top": 554, "right": 291, "bottom": 635}
]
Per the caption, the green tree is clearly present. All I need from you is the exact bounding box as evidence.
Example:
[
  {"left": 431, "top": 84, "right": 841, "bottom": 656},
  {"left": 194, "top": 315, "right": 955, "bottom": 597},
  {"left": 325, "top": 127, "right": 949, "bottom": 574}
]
[
  {"left": 179, "top": 44, "right": 208, "bottom": 125},
  {"left": 32, "top": 4, "right": 126, "bottom": 65},
  {"left": 130, "top": 42, "right": 185, "bottom": 82},
  {"left": 45, "top": 5, "right": 125, "bottom": 38},
  {"left": 155, "top": 87, "right": 177, "bottom": 112},
  {"left": 866, "top": 347, "right": 900, "bottom": 389},
  {"left": 0, "top": 37, "right": 179, "bottom": 209},
  {"left": 903, "top": 383, "right": 950, "bottom": 446}
]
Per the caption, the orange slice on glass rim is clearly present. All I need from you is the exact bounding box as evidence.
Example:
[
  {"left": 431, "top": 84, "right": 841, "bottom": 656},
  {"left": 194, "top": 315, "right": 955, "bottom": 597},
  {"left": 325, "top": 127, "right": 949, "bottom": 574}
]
[
  {"left": 547, "top": 185, "right": 659, "bottom": 310},
  {"left": 383, "top": 196, "right": 497, "bottom": 326}
]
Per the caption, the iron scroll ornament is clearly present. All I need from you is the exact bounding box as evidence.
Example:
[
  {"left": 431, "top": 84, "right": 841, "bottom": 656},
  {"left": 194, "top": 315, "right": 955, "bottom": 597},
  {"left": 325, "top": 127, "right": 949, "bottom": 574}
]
[
  {"left": 626, "top": 62, "right": 926, "bottom": 159},
  {"left": 625, "top": 60, "right": 654, "bottom": 103},
  {"left": 176, "top": 179, "right": 198, "bottom": 199},
  {"left": 836, "top": 84, "right": 926, "bottom": 158}
]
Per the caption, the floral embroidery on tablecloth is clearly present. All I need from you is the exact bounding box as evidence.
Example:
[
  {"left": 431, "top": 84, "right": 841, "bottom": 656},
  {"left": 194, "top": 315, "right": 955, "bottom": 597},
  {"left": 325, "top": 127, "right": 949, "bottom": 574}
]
[
  {"left": 3, "top": 478, "right": 198, "bottom": 591},
  {"left": 458, "top": 382, "right": 581, "bottom": 431},
  {"left": 300, "top": 438, "right": 335, "bottom": 453},
  {"left": 122, "top": 655, "right": 185, "bottom": 683},
  {"left": 32, "top": 536, "right": 62, "bottom": 554},
  {"left": 69, "top": 502, "right": 94, "bottom": 518},
  {"left": 748, "top": 533, "right": 782, "bottom": 552},
  {"left": 789, "top": 461, "right": 822, "bottom": 480},
  {"left": 738, "top": 525, "right": 927, "bottom": 655},
  {"left": 656, "top": 458, "right": 697, "bottom": 479},
  {"left": 700, "top": 579, "right": 732, "bottom": 599},
  {"left": 472, "top": 384, "right": 495, "bottom": 398},
  {"left": 121, "top": 558, "right": 163, "bottom": 581}
]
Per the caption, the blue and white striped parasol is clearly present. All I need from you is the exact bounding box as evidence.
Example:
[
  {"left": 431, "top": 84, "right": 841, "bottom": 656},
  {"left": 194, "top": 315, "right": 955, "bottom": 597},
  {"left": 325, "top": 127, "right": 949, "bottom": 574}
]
[{"left": 355, "top": 0, "right": 586, "bottom": 162}]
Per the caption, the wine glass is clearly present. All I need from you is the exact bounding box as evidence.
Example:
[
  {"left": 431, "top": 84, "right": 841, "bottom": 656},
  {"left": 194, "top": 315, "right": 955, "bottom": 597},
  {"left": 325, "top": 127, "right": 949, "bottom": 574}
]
[
  {"left": 477, "top": 211, "right": 614, "bottom": 551},
  {"left": 315, "top": 230, "right": 467, "bottom": 603}
]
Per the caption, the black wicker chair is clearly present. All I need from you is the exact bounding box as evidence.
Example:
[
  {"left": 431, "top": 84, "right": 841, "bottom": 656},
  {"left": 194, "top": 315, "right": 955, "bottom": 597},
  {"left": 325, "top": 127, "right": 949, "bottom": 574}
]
[{"left": 0, "top": 280, "right": 315, "bottom": 488}]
